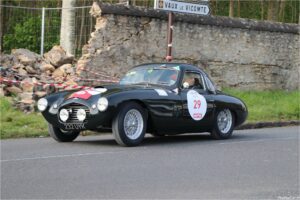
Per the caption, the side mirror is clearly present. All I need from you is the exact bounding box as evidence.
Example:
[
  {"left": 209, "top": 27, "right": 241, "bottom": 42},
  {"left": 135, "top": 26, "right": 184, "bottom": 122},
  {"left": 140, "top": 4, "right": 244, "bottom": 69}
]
[{"left": 183, "top": 82, "right": 189, "bottom": 89}]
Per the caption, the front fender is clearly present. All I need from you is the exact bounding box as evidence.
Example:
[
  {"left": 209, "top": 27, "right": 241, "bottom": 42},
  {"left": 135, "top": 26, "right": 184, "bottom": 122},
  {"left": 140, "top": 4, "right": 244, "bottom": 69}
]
[{"left": 214, "top": 94, "right": 248, "bottom": 127}]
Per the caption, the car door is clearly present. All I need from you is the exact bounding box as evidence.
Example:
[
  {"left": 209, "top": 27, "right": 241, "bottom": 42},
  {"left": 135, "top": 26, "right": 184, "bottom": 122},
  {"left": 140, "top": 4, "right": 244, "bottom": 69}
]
[
  {"left": 179, "top": 71, "right": 215, "bottom": 132},
  {"left": 145, "top": 90, "right": 183, "bottom": 133}
]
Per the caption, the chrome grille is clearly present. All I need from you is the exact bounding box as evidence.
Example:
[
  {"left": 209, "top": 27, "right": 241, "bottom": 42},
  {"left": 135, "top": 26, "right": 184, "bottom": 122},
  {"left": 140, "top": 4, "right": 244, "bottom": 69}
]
[{"left": 60, "top": 103, "right": 90, "bottom": 123}]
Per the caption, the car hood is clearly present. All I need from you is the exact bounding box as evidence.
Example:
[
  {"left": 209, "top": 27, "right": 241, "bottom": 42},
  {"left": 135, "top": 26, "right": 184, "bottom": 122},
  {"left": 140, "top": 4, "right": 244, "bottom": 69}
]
[{"left": 65, "top": 84, "right": 165, "bottom": 101}]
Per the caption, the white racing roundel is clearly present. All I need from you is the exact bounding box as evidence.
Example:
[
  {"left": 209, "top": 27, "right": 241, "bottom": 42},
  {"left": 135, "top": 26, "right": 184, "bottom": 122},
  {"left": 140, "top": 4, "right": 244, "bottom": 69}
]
[{"left": 187, "top": 90, "right": 207, "bottom": 121}]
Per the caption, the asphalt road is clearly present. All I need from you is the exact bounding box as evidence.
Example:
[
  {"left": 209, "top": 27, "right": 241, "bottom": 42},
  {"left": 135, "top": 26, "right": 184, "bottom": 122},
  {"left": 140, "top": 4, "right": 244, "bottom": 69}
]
[{"left": 1, "top": 126, "right": 299, "bottom": 199}]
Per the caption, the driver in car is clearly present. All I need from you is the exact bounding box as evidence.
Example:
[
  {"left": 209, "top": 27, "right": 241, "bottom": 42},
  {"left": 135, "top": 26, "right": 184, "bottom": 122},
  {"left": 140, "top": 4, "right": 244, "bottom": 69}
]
[{"left": 183, "top": 73, "right": 195, "bottom": 88}]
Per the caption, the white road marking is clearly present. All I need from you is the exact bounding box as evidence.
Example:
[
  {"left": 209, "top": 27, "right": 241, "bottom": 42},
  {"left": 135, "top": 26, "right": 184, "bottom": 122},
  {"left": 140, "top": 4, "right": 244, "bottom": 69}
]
[
  {"left": 1, "top": 135, "right": 298, "bottom": 163},
  {"left": 218, "top": 137, "right": 298, "bottom": 145},
  {"left": 1, "top": 151, "right": 124, "bottom": 163}
]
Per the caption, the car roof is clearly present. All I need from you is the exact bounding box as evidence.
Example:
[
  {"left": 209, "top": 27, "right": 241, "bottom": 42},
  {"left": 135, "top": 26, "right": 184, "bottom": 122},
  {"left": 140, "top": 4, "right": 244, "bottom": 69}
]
[{"left": 135, "top": 63, "right": 204, "bottom": 73}]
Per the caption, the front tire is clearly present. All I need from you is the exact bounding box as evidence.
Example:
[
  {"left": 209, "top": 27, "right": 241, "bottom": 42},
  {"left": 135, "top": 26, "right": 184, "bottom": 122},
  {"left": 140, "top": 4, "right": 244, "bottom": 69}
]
[
  {"left": 48, "top": 123, "right": 80, "bottom": 142},
  {"left": 112, "top": 102, "right": 146, "bottom": 146},
  {"left": 211, "top": 109, "right": 235, "bottom": 139}
]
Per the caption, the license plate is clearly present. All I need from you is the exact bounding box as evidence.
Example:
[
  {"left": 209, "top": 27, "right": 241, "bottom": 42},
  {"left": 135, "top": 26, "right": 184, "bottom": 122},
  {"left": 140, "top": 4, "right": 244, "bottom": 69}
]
[{"left": 63, "top": 123, "right": 86, "bottom": 130}]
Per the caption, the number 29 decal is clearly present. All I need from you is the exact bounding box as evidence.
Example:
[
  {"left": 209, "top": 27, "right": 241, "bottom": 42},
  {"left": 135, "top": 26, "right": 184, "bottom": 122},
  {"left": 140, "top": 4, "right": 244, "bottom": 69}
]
[
  {"left": 194, "top": 100, "right": 201, "bottom": 109},
  {"left": 187, "top": 90, "right": 207, "bottom": 121}
]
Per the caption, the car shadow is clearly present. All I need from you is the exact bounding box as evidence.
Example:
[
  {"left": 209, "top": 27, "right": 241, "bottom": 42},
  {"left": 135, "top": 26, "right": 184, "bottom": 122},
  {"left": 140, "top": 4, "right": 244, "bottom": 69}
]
[
  {"left": 73, "top": 133, "right": 253, "bottom": 147},
  {"left": 142, "top": 134, "right": 214, "bottom": 146}
]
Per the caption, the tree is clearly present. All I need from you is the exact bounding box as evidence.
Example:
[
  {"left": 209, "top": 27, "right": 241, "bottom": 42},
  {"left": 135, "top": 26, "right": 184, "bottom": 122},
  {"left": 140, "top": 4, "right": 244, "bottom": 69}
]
[
  {"left": 78, "top": 0, "right": 86, "bottom": 52},
  {"left": 267, "top": 0, "right": 277, "bottom": 21},
  {"left": 229, "top": 0, "right": 234, "bottom": 17},
  {"left": 237, "top": 0, "right": 240, "bottom": 17},
  {"left": 209, "top": 0, "right": 217, "bottom": 15},
  {"left": 3, "top": 17, "right": 59, "bottom": 53},
  {"left": 278, "top": 0, "right": 286, "bottom": 22},
  {"left": 0, "top": 0, "right": 3, "bottom": 52},
  {"left": 60, "top": 0, "right": 76, "bottom": 55},
  {"left": 133, "top": 0, "right": 137, "bottom": 6},
  {"left": 261, "top": 0, "right": 265, "bottom": 20}
]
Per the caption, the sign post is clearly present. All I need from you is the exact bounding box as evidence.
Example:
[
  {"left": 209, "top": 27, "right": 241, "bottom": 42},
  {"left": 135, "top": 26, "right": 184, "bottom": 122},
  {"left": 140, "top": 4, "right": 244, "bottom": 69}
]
[
  {"left": 154, "top": 0, "right": 210, "bottom": 62},
  {"left": 166, "top": 12, "right": 174, "bottom": 62}
]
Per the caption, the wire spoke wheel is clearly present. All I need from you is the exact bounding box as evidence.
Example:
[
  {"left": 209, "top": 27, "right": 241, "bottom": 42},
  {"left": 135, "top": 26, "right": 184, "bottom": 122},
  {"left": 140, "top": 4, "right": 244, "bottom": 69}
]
[
  {"left": 123, "top": 109, "right": 144, "bottom": 140},
  {"left": 217, "top": 109, "right": 233, "bottom": 134},
  {"left": 112, "top": 102, "right": 146, "bottom": 146}
]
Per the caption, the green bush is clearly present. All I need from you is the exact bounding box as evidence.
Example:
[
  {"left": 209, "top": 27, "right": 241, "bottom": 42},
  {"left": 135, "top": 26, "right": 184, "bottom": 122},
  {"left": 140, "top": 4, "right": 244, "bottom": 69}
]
[{"left": 3, "top": 17, "right": 59, "bottom": 53}]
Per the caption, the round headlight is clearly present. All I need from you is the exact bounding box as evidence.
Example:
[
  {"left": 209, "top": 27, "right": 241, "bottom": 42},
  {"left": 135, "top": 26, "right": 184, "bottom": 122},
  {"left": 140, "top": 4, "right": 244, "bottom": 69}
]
[
  {"left": 76, "top": 109, "right": 86, "bottom": 121},
  {"left": 59, "top": 109, "right": 69, "bottom": 122},
  {"left": 97, "top": 97, "right": 108, "bottom": 112},
  {"left": 37, "top": 98, "right": 48, "bottom": 111}
]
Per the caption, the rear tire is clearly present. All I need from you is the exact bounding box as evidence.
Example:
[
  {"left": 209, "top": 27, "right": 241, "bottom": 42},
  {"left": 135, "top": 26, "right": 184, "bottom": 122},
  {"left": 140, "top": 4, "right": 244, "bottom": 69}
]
[
  {"left": 112, "top": 102, "right": 146, "bottom": 147},
  {"left": 48, "top": 123, "right": 80, "bottom": 142},
  {"left": 211, "top": 109, "right": 235, "bottom": 139}
]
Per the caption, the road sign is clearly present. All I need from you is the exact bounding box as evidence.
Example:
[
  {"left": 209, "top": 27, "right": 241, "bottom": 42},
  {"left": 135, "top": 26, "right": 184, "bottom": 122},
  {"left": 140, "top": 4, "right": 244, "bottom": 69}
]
[
  {"left": 154, "top": 0, "right": 210, "bottom": 62},
  {"left": 154, "top": 0, "right": 210, "bottom": 16}
]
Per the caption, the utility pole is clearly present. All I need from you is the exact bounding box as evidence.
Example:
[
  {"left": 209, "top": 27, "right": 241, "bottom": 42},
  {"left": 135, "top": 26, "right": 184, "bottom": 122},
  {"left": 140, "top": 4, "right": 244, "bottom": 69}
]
[{"left": 166, "top": 12, "right": 174, "bottom": 62}]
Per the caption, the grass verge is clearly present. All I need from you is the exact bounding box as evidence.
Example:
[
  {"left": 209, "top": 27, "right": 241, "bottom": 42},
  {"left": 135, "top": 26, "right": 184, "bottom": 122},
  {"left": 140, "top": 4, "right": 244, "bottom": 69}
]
[
  {"left": 0, "top": 89, "right": 299, "bottom": 139},
  {"left": 0, "top": 97, "right": 48, "bottom": 139},
  {"left": 223, "top": 89, "right": 299, "bottom": 123}
]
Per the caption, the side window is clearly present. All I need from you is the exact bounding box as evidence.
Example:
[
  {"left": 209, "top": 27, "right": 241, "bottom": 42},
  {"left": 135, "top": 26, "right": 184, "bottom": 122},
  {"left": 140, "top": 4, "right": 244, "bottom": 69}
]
[
  {"left": 182, "top": 72, "right": 205, "bottom": 90},
  {"left": 205, "top": 76, "right": 216, "bottom": 93}
]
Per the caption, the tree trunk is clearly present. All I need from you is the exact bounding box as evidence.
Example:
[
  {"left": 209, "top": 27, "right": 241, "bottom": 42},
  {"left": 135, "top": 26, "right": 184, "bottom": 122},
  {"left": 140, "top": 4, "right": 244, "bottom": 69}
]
[
  {"left": 275, "top": 0, "right": 280, "bottom": 21},
  {"left": 215, "top": 0, "right": 218, "bottom": 16},
  {"left": 209, "top": 0, "right": 216, "bottom": 15},
  {"left": 60, "top": 0, "right": 76, "bottom": 55},
  {"left": 237, "top": 0, "right": 240, "bottom": 17},
  {"left": 278, "top": 0, "right": 286, "bottom": 22},
  {"left": 229, "top": 0, "right": 234, "bottom": 17},
  {"left": 267, "top": 0, "right": 277, "bottom": 21},
  {"left": 261, "top": 0, "right": 264, "bottom": 20},
  {"left": 0, "top": 0, "right": 3, "bottom": 52},
  {"left": 78, "top": 0, "right": 86, "bottom": 53},
  {"left": 131, "top": 0, "right": 136, "bottom": 6},
  {"left": 118, "top": 0, "right": 128, "bottom": 4}
]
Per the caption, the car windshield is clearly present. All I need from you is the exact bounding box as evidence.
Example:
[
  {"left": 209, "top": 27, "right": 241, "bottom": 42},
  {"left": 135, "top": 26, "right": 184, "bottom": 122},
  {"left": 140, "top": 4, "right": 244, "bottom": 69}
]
[{"left": 119, "top": 65, "right": 180, "bottom": 87}]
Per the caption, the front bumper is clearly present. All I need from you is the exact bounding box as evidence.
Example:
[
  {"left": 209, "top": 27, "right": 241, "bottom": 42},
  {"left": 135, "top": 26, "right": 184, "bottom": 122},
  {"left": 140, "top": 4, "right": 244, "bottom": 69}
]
[{"left": 43, "top": 110, "right": 114, "bottom": 131}]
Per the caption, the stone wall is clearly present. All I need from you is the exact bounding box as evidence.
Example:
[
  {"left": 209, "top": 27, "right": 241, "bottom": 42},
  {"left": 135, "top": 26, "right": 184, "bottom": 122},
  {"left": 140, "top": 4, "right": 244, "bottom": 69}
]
[{"left": 77, "top": 2, "right": 300, "bottom": 90}]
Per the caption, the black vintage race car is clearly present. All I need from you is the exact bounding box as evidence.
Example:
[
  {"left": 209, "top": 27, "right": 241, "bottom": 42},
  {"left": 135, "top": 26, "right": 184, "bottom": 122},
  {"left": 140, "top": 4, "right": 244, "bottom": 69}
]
[{"left": 38, "top": 63, "right": 247, "bottom": 146}]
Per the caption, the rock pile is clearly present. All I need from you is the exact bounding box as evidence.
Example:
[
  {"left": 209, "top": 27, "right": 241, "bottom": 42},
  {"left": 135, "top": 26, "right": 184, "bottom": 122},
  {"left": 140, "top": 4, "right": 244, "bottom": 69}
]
[{"left": 0, "top": 46, "right": 78, "bottom": 113}]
